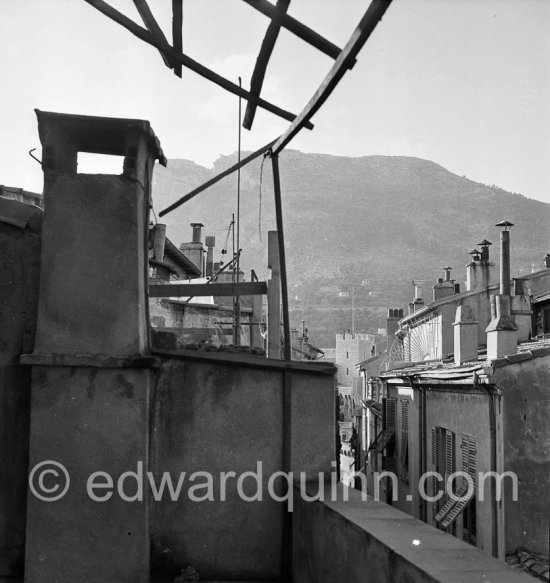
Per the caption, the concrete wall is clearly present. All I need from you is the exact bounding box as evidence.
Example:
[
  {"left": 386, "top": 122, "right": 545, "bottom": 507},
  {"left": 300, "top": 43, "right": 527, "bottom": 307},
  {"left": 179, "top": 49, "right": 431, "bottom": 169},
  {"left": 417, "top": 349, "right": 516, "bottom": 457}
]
[
  {"left": 150, "top": 353, "right": 335, "bottom": 581},
  {"left": 495, "top": 356, "right": 550, "bottom": 555},
  {"left": 24, "top": 365, "right": 152, "bottom": 582},
  {"left": 293, "top": 486, "right": 533, "bottom": 583},
  {"left": 0, "top": 207, "right": 42, "bottom": 577}
]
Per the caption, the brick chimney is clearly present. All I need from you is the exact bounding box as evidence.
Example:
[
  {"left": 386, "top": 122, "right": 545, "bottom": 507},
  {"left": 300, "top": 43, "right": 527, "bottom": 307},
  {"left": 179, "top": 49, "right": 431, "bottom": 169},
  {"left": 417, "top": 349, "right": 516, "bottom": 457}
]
[
  {"left": 486, "top": 220, "right": 518, "bottom": 358},
  {"left": 453, "top": 305, "right": 478, "bottom": 364},
  {"left": 386, "top": 308, "right": 402, "bottom": 342}
]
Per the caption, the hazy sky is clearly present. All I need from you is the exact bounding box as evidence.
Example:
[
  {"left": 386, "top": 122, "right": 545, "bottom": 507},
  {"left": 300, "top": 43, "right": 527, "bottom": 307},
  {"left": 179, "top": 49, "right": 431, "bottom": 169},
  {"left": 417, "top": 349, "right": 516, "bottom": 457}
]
[{"left": 1, "top": 0, "right": 549, "bottom": 203}]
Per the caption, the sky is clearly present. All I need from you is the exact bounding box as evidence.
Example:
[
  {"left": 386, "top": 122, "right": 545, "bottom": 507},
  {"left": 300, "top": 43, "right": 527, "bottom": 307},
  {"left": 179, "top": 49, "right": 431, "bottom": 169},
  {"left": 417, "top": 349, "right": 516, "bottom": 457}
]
[{"left": 1, "top": 0, "right": 549, "bottom": 203}]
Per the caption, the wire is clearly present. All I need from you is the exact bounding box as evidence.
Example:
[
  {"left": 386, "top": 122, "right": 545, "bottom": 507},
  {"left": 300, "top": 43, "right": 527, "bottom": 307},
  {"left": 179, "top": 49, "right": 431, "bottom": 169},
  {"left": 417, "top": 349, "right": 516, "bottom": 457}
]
[{"left": 258, "top": 154, "right": 267, "bottom": 243}]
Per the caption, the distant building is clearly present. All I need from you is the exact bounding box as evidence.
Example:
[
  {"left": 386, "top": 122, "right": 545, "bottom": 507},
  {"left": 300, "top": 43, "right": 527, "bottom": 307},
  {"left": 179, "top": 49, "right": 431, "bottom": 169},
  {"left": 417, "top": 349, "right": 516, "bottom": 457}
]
[
  {"left": 0, "top": 185, "right": 43, "bottom": 208},
  {"left": 360, "top": 222, "right": 550, "bottom": 562},
  {"left": 148, "top": 222, "right": 263, "bottom": 350}
]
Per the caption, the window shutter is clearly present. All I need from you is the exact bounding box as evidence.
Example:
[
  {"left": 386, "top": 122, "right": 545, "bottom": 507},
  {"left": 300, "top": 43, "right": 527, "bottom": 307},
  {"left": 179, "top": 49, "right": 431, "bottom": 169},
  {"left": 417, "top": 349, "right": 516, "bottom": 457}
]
[
  {"left": 461, "top": 435, "right": 477, "bottom": 487},
  {"left": 383, "top": 397, "right": 397, "bottom": 430},
  {"left": 400, "top": 400, "right": 409, "bottom": 481},
  {"left": 382, "top": 398, "right": 397, "bottom": 472},
  {"left": 444, "top": 431, "right": 456, "bottom": 533},
  {"left": 445, "top": 431, "right": 456, "bottom": 481},
  {"left": 430, "top": 427, "right": 438, "bottom": 522}
]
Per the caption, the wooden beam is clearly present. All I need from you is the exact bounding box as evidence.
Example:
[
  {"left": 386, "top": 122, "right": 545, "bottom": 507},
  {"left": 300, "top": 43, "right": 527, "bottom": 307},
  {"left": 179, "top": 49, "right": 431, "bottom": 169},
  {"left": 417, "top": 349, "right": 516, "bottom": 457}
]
[
  {"left": 158, "top": 138, "right": 276, "bottom": 217},
  {"left": 271, "top": 0, "right": 393, "bottom": 155},
  {"left": 267, "top": 230, "right": 281, "bottom": 359},
  {"left": 271, "top": 154, "right": 291, "bottom": 361},
  {"left": 172, "top": 0, "right": 182, "bottom": 77},
  {"left": 149, "top": 281, "right": 267, "bottom": 298},
  {"left": 243, "top": 0, "right": 290, "bottom": 130},
  {"left": 132, "top": 0, "right": 174, "bottom": 69},
  {"left": 242, "top": 0, "right": 347, "bottom": 62},
  {"left": 83, "top": 0, "right": 313, "bottom": 129}
]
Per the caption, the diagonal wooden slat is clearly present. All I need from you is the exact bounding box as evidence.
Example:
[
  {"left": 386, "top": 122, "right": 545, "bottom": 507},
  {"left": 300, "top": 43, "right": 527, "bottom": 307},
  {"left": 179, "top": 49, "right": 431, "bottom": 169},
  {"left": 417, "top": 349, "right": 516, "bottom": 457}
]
[
  {"left": 271, "top": 0, "right": 393, "bottom": 155},
  {"left": 159, "top": 1, "right": 393, "bottom": 219},
  {"left": 172, "top": 0, "right": 182, "bottom": 77},
  {"left": 158, "top": 138, "right": 277, "bottom": 217},
  {"left": 83, "top": 0, "right": 313, "bottom": 128},
  {"left": 133, "top": 0, "right": 174, "bottom": 69},
  {"left": 242, "top": 0, "right": 348, "bottom": 62},
  {"left": 243, "top": 0, "right": 290, "bottom": 130}
]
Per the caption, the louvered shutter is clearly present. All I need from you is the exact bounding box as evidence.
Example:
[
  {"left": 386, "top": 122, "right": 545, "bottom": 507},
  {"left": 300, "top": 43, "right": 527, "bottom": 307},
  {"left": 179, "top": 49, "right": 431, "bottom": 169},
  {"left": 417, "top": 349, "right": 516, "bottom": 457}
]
[
  {"left": 400, "top": 400, "right": 409, "bottom": 481},
  {"left": 382, "top": 398, "right": 397, "bottom": 471},
  {"left": 444, "top": 431, "right": 456, "bottom": 534},
  {"left": 430, "top": 427, "right": 438, "bottom": 522}
]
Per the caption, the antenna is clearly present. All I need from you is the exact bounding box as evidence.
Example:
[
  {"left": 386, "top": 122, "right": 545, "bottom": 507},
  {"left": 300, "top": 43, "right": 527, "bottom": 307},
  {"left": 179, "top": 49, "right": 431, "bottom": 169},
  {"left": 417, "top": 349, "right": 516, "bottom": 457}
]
[{"left": 233, "top": 77, "right": 243, "bottom": 345}]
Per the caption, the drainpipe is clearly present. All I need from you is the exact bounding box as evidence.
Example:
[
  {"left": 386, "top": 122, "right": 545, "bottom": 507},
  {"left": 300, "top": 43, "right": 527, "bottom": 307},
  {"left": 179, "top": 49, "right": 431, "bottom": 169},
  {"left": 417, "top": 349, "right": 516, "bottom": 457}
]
[
  {"left": 409, "top": 376, "right": 426, "bottom": 522},
  {"left": 475, "top": 373, "right": 503, "bottom": 559}
]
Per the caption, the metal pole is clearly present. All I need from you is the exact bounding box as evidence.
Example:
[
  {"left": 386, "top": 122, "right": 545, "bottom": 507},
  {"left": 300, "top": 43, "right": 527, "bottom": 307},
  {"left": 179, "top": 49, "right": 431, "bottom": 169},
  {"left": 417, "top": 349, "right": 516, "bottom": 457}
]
[
  {"left": 352, "top": 285, "right": 355, "bottom": 333},
  {"left": 500, "top": 229, "right": 510, "bottom": 296},
  {"left": 234, "top": 77, "right": 243, "bottom": 345}
]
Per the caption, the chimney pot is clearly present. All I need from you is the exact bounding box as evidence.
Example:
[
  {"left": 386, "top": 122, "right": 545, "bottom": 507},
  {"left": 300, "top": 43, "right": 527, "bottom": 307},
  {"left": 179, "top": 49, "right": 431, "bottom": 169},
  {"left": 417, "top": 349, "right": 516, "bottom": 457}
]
[
  {"left": 544, "top": 253, "right": 550, "bottom": 269},
  {"left": 190, "top": 222, "right": 204, "bottom": 243}
]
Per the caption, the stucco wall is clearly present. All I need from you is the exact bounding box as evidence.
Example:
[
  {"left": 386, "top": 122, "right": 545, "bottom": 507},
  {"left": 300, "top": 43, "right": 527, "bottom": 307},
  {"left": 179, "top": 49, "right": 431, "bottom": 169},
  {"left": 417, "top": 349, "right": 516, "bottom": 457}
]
[
  {"left": 424, "top": 388, "right": 494, "bottom": 555},
  {"left": 150, "top": 354, "right": 335, "bottom": 581},
  {"left": 293, "top": 486, "right": 533, "bottom": 583},
  {"left": 495, "top": 356, "right": 550, "bottom": 555},
  {"left": 0, "top": 210, "right": 42, "bottom": 577}
]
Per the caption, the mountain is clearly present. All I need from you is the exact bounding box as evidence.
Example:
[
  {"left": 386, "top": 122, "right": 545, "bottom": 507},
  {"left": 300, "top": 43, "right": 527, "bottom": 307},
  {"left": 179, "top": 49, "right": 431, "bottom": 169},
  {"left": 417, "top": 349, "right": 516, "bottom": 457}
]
[{"left": 152, "top": 151, "right": 550, "bottom": 346}]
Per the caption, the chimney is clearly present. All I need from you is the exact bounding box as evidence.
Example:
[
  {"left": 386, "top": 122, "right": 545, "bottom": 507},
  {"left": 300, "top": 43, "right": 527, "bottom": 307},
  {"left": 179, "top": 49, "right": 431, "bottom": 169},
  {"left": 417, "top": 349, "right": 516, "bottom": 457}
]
[
  {"left": 453, "top": 305, "right": 478, "bottom": 364},
  {"left": 386, "top": 308, "right": 402, "bottom": 342},
  {"left": 153, "top": 223, "right": 167, "bottom": 261},
  {"left": 151, "top": 223, "right": 171, "bottom": 281},
  {"left": 205, "top": 235, "right": 215, "bottom": 277},
  {"left": 485, "top": 220, "right": 518, "bottom": 358},
  {"left": 466, "top": 243, "right": 498, "bottom": 291},
  {"left": 478, "top": 239, "right": 492, "bottom": 262},
  {"left": 191, "top": 222, "right": 204, "bottom": 243},
  {"left": 180, "top": 222, "right": 205, "bottom": 275},
  {"left": 433, "top": 267, "right": 455, "bottom": 301},
  {"left": 412, "top": 280, "right": 424, "bottom": 311},
  {"left": 544, "top": 253, "right": 550, "bottom": 269}
]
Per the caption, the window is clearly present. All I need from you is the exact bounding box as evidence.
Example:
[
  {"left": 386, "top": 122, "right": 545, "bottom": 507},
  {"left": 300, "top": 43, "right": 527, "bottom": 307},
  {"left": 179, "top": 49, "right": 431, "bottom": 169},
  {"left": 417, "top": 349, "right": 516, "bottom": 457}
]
[
  {"left": 431, "top": 429, "right": 476, "bottom": 539},
  {"left": 430, "top": 427, "right": 456, "bottom": 533}
]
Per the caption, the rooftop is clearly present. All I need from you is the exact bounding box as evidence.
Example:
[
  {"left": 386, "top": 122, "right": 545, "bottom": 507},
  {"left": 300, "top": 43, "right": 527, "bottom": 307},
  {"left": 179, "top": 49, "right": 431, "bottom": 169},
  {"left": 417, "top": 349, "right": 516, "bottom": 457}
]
[{"left": 381, "top": 337, "right": 550, "bottom": 381}]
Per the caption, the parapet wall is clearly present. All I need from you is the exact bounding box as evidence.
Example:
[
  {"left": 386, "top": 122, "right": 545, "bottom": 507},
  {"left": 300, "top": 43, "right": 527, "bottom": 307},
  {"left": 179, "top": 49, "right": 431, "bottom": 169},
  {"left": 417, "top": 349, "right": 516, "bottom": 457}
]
[
  {"left": 150, "top": 351, "right": 336, "bottom": 581},
  {"left": 293, "top": 486, "right": 534, "bottom": 583}
]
